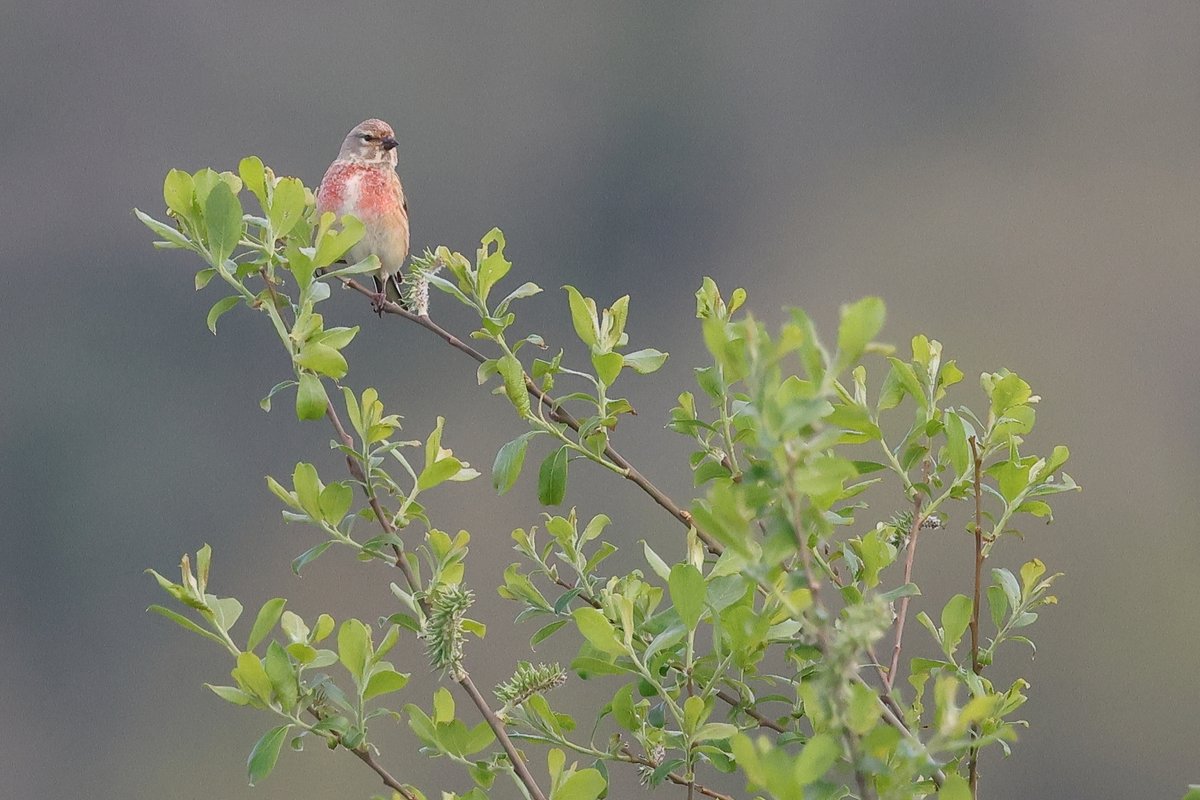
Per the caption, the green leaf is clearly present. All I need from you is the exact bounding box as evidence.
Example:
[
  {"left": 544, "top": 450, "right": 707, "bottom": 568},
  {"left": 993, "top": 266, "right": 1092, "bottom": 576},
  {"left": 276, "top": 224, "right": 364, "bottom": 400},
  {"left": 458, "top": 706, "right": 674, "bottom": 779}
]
[
  {"left": 295, "top": 372, "right": 328, "bottom": 421},
  {"left": 496, "top": 354, "right": 532, "bottom": 418},
  {"left": 572, "top": 607, "right": 624, "bottom": 655},
  {"left": 476, "top": 228, "right": 512, "bottom": 304},
  {"left": 238, "top": 157, "right": 266, "bottom": 207},
  {"left": 884, "top": 357, "right": 925, "bottom": 409},
  {"left": 793, "top": 732, "right": 840, "bottom": 785},
  {"left": 363, "top": 668, "right": 410, "bottom": 700},
  {"left": 623, "top": 348, "right": 669, "bottom": 374},
  {"left": 135, "top": 208, "right": 194, "bottom": 249},
  {"left": 246, "top": 597, "right": 287, "bottom": 651},
  {"left": 204, "top": 181, "right": 243, "bottom": 265},
  {"left": 209, "top": 596, "right": 244, "bottom": 632},
  {"left": 669, "top": 563, "right": 705, "bottom": 631},
  {"left": 581, "top": 513, "right": 611, "bottom": 543},
  {"left": 944, "top": 410, "right": 969, "bottom": 477},
  {"left": 1020, "top": 558, "right": 1047, "bottom": 592},
  {"left": 309, "top": 614, "right": 334, "bottom": 642},
  {"left": 280, "top": 611, "right": 309, "bottom": 643},
  {"left": 641, "top": 542, "right": 672, "bottom": 582},
  {"left": 316, "top": 217, "right": 367, "bottom": 270},
  {"left": 496, "top": 281, "right": 543, "bottom": 313},
  {"left": 987, "top": 585, "right": 1008, "bottom": 630},
  {"left": 987, "top": 372, "right": 1033, "bottom": 417},
  {"left": 836, "top": 296, "right": 886, "bottom": 372},
  {"left": 493, "top": 432, "right": 536, "bottom": 495},
  {"left": 292, "top": 462, "right": 322, "bottom": 519},
  {"left": 993, "top": 568, "right": 1021, "bottom": 610},
  {"left": 163, "top": 169, "right": 195, "bottom": 218},
  {"left": 247, "top": 725, "right": 290, "bottom": 786},
  {"left": 291, "top": 541, "right": 333, "bottom": 575},
  {"left": 538, "top": 446, "right": 568, "bottom": 506},
  {"left": 938, "top": 773, "right": 971, "bottom": 800},
  {"left": 338, "top": 619, "right": 372, "bottom": 686},
  {"left": 296, "top": 343, "right": 348, "bottom": 379},
  {"left": 591, "top": 351, "right": 623, "bottom": 386},
  {"left": 233, "top": 651, "right": 274, "bottom": 703},
  {"left": 694, "top": 722, "right": 739, "bottom": 742},
  {"left": 147, "top": 605, "right": 225, "bottom": 647},
  {"left": 563, "top": 285, "right": 598, "bottom": 346},
  {"left": 267, "top": 177, "right": 307, "bottom": 239},
  {"left": 206, "top": 684, "right": 254, "bottom": 706},
  {"left": 940, "top": 594, "right": 973, "bottom": 656},
  {"left": 264, "top": 641, "right": 299, "bottom": 709},
  {"left": 553, "top": 768, "right": 607, "bottom": 800},
  {"left": 418, "top": 457, "right": 463, "bottom": 491},
  {"left": 206, "top": 296, "right": 241, "bottom": 335},
  {"left": 433, "top": 686, "right": 455, "bottom": 723},
  {"left": 319, "top": 482, "right": 353, "bottom": 525},
  {"left": 193, "top": 270, "right": 216, "bottom": 292},
  {"left": 531, "top": 619, "right": 569, "bottom": 649}
]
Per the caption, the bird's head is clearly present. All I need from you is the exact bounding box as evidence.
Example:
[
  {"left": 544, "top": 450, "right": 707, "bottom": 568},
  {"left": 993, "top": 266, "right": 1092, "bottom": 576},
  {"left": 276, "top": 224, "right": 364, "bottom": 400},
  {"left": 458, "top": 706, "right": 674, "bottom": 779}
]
[{"left": 338, "top": 119, "right": 399, "bottom": 165}]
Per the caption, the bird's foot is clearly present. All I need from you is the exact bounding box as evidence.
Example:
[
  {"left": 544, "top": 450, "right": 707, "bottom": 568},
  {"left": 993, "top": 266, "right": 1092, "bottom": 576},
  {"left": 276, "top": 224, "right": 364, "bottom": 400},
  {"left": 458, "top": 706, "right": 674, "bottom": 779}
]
[{"left": 370, "top": 291, "right": 388, "bottom": 316}]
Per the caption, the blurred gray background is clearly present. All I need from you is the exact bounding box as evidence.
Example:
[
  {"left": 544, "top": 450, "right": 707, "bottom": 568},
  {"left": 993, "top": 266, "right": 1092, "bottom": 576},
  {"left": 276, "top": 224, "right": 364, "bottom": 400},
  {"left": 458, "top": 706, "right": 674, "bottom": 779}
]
[{"left": 2, "top": 2, "right": 1197, "bottom": 798}]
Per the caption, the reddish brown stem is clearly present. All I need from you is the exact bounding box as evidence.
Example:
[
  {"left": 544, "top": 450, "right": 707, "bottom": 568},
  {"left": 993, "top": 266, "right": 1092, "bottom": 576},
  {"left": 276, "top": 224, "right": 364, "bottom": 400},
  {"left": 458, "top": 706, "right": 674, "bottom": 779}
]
[
  {"left": 349, "top": 745, "right": 420, "bottom": 800},
  {"left": 885, "top": 495, "right": 923, "bottom": 690}
]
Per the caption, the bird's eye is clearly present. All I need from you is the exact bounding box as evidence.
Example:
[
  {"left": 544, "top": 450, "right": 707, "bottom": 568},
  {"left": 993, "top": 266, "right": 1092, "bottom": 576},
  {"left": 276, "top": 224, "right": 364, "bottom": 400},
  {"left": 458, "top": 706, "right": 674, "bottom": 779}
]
[{"left": 360, "top": 133, "right": 376, "bottom": 142}]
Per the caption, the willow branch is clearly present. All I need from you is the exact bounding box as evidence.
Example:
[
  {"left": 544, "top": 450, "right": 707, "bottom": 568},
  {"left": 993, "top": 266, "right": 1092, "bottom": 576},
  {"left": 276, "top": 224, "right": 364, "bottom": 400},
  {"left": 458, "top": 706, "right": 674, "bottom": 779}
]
[
  {"left": 339, "top": 276, "right": 722, "bottom": 555},
  {"left": 886, "top": 477, "right": 927, "bottom": 690},
  {"left": 619, "top": 745, "right": 737, "bottom": 800},
  {"left": 339, "top": 278, "right": 941, "bottom": 785},
  {"left": 349, "top": 744, "right": 420, "bottom": 800},
  {"left": 551, "top": 569, "right": 787, "bottom": 733},
  {"left": 324, "top": 399, "right": 549, "bottom": 800}
]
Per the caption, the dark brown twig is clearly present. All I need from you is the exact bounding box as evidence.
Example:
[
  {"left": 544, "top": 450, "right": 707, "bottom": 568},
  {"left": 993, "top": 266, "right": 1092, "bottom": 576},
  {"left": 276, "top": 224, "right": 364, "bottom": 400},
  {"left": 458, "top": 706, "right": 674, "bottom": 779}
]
[{"left": 349, "top": 744, "right": 420, "bottom": 800}]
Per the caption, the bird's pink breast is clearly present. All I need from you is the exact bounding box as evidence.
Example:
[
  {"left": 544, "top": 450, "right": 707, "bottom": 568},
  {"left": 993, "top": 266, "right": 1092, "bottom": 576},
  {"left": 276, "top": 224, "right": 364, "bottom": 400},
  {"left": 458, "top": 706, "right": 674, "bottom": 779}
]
[{"left": 316, "top": 162, "right": 402, "bottom": 220}]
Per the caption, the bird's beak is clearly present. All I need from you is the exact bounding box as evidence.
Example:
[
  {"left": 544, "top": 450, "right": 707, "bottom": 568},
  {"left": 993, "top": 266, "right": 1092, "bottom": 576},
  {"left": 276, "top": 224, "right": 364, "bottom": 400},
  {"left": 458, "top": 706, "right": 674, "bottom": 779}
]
[{"left": 381, "top": 136, "right": 398, "bottom": 151}]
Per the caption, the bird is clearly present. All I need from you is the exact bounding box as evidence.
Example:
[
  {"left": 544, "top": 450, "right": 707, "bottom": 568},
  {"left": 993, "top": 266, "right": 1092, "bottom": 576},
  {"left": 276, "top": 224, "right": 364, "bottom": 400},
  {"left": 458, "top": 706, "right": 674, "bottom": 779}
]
[{"left": 315, "top": 118, "right": 410, "bottom": 313}]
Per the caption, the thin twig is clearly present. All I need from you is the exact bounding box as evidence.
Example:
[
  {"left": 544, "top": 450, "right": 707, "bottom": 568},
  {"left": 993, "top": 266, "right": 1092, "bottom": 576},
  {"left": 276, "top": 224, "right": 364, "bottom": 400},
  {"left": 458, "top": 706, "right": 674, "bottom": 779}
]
[
  {"left": 460, "top": 673, "right": 550, "bottom": 800},
  {"left": 845, "top": 732, "right": 875, "bottom": 800},
  {"left": 552, "top": 573, "right": 788, "bottom": 733},
  {"left": 324, "top": 400, "right": 549, "bottom": 800},
  {"left": 305, "top": 705, "right": 420, "bottom": 800},
  {"left": 339, "top": 276, "right": 723, "bottom": 555},
  {"left": 885, "top": 455, "right": 931, "bottom": 691},
  {"left": 619, "top": 746, "right": 736, "bottom": 800},
  {"left": 713, "top": 688, "right": 787, "bottom": 733},
  {"left": 968, "top": 436, "right": 985, "bottom": 797},
  {"left": 349, "top": 744, "right": 420, "bottom": 800}
]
